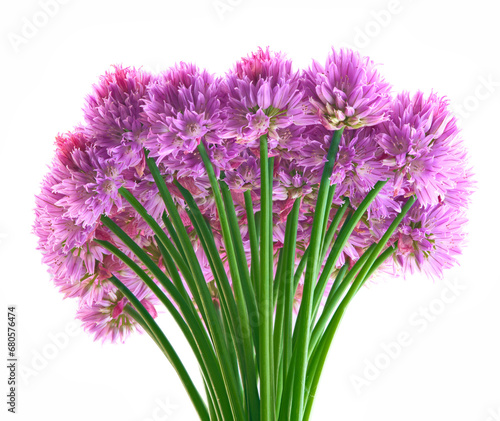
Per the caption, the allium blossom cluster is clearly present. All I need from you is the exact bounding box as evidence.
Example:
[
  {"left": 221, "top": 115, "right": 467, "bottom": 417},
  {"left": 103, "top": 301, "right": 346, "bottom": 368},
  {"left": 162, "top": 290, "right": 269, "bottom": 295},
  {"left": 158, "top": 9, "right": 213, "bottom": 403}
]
[{"left": 34, "top": 48, "right": 473, "bottom": 343}]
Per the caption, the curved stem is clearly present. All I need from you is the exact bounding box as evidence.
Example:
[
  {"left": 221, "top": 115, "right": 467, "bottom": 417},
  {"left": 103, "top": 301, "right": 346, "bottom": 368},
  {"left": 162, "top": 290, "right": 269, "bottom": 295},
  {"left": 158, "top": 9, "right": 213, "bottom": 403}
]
[
  {"left": 125, "top": 159, "right": 247, "bottom": 421},
  {"left": 96, "top": 236, "right": 231, "bottom": 420},
  {"left": 108, "top": 275, "right": 209, "bottom": 421},
  {"left": 303, "top": 196, "right": 417, "bottom": 420},
  {"left": 290, "top": 128, "right": 344, "bottom": 421},
  {"left": 311, "top": 179, "right": 388, "bottom": 317},
  {"left": 309, "top": 244, "right": 375, "bottom": 356},
  {"left": 196, "top": 145, "right": 260, "bottom": 420}
]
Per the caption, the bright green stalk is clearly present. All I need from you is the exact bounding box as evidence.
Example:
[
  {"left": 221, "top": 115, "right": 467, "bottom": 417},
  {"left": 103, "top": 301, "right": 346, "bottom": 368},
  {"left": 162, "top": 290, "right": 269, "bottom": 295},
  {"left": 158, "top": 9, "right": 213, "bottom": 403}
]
[
  {"left": 303, "top": 196, "right": 417, "bottom": 420},
  {"left": 309, "top": 246, "right": 376, "bottom": 355},
  {"left": 273, "top": 227, "right": 290, "bottom": 386},
  {"left": 244, "top": 190, "right": 260, "bottom": 299},
  {"left": 179, "top": 179, "right": 258, "bottom": 419},
  {"left": 128, "top": 159, "right": 247, "bottom": 421},
  {"left": 161, "top": 212, "right": 188, "bottom": 264},
  {"left": 273, "top": 248, "right": 285, "bottom": 307},
  {"left": 289, "top": 200, "right": 350, "bottom": 331},
  {"left": 319, "top": 184, "right": 337, "bottom": 258},
  {"left": 277, "top": 349, "right": 296, "bottom": 421},
  {"left": 290, "top": 128, "right": 344, "bottom": 421},
  {"left": 108, "top": 275, "right": 209, "bottom": 421},
  {"left": 287, "top": 204, "right": 346, "bottom": 341},
  {"left": 95, "top": 236, "right": 200, "bottom": 345},
  {"left": 175, "top": 183, "right": 244, "bottom": 388},
  {"left": 259, "top": 134, "right": 274, "bottom": 421},
  {"left": 319, "top": 199, "right": 351, "bottom": 265},
  {"left": 220, "top": 182, "right": 260, "bottom": 353},
  {"left": 116, "top": 187, "right": 217, "bottom": 333},
  {"left": 220, "top": 183, "right": 261, "bottom": 420},
  {"left": 197, "top": 144, "right": 260, "bottom": 421},
  {"left": 123, "top": 304, "right": 160, "bottom": 346},
  {"left": 276, "top": 357, "right": 284, "bottom": 416},
  {"left": 322, "top": 261, "right": 349, "bottom": 310},
  {"left": 255, "top": 211, "right": 261, "bottom": 242},
  {"left": 181, "top": 208, "right": 241, "bottom": 385},
  {"left": 361, "top": 241, "right": 399, "bottom": 287},
  {"left": 311, "top": 179, "right": 388, "bottom": 318},
  {"left": 275, "top": 199, "right": 301, "bottom": 411},
  {"left": 293, "top": 248, "right": 308, "bottom": 288},
  {"left": 125, "top": 303, "right": 221, "bottom": 421},
  {"left": 204, "top": 380, "right": 220, "bottom": 421},
  {"left": 95, "top": 233, "right": 232, "bottom": 420},
  {"left": 154, "top": 236, "right": 196, "bottom": 315},
  {"left": 118, "top": 185, "right": 211, "bottom": 329}
]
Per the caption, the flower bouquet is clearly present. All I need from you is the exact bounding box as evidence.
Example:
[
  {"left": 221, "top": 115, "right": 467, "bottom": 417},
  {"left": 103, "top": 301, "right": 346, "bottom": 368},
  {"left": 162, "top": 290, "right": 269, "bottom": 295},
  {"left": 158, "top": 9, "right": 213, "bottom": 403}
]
[{"left": 34, "top": 47, "right": 473, "bottom": 420}]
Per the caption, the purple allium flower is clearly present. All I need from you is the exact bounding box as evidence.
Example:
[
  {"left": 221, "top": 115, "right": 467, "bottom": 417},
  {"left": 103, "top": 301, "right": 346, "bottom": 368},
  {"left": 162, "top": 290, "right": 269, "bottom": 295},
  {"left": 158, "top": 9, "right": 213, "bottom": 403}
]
[
  {"left": 392, "top": 203, "right": 469, "bottom": 279},
  {"left": 34, "top": 50, "right": 474, "bottom": 344},
  {"left": 224, "top": 154, "right": 260, "bottom": 193},
  {"left": 377, "top": 91, "right": 474, "bottom": 207},
  {"left": 222, "top": 48, "right": 311, "bottom": 148},
  {"left": 78, "top": 286, "right": 158, "bottom": 343},
  {"left": 52, "top": 145, "right": 131, "bottom": 227},
  {"left": 84, "top": 65, "right": 153, "bottom": 174},
  {"left": 143, "top": 62, "right": 225, "bottom": 161},
  {"left": 35, "top": 134, "right": 100, "bottom": 281},
  {"left": 303, "top": 48, "right": 392, "bottom": 130},
  {"left": 301, "top": 125, "right": 390, "bottom": 197},
  {"left": 277, "top": 161, "right": 313, "bottom": 200}
]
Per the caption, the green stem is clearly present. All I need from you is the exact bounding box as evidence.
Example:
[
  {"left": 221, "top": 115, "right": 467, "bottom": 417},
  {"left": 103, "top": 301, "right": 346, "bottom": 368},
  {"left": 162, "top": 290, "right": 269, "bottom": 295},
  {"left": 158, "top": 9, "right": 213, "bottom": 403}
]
[
  {"left": 289, "top": 200, "right": 350, "bottom": 335},
  {"left": 319, "top": 184, "right": 337, "bottom": 259},
  {"left": 125, "top": 303, "right": 222, "bottom": 421},
  {"left": 319, "top": 199, "right": 351, "bottom": 267},
  {"left": 322, "top": 261, "right": 349, "bottom": 310},
  {"left": 259, "top": 134, "right": 275, "bottom": 421},
  {"left": 290, "top": 128, "right": 344, "bottom": 421},
  {"left": 275, "top": 199, "right": 301, "bottom": 412},
  {"left": 119, "top": 164, "right": 246, "bottom": 421},
  {"left": 204, "top": 379, "right": 220, "bottom": 421},
  {"left": 109, "top": 275, "right": 209, "bottom": 421},
  {"left": 197, "top": 145, "right": 260, "bottom": 421},
  {"left": 309, "top": 246, "right": 374, "bottom": 355},
  {"left": 175, "top": 184, "right": 245, "bottom": 400},
  {"left": 244, "top": 190, "right": 261, "bottom": 302},
  {"left": 161, "top": 212, "right": 188, "bottom": 264},
  {"left": 362, "top": 241, "right": 399, "bottom": 287},
  {"left": 123, "top": 304, "right": 160, "bottom": 347},
  {"left": 311, "top": 179, "right": 388, "bottom": 318},
  {"left": 220, "top": 182, "right": 260, "bottom": 357},
  {"left": 95, "top": 235, "right": 231, "bottom": 420},
  {"left": 303, "top": 196, "right": 417, "bottom": 420}
]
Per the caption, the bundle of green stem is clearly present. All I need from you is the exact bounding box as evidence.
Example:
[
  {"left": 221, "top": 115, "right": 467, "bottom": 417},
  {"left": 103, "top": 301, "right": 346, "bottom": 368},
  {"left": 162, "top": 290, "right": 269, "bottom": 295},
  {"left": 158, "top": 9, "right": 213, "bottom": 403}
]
[{"left": 95, "top": 131, "right": 416, "bottom": 421}]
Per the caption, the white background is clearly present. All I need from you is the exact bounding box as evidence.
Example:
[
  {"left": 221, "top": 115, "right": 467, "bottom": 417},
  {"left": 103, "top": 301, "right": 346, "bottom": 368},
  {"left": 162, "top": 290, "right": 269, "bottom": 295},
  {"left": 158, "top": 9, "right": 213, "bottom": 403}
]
[{"left": 1, "top": 0, "right": 499, "bottom": 420}]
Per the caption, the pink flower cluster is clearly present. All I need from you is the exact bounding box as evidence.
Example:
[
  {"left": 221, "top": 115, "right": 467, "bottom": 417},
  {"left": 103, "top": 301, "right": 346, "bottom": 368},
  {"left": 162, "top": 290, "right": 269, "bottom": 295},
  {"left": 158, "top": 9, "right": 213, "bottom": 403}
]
[{"left": 34, "top": 48, "right": 473, "bottom": 342}]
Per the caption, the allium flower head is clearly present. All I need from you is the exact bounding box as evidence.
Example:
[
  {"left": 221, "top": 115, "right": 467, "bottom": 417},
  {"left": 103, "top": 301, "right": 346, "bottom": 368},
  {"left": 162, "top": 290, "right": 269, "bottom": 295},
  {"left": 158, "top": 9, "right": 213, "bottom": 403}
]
[
  {"left": 224, "top": 154, "right": 260, "bottom": 193},
  {"left": 234, "top": 46, "right": 290, "bottom": 82},
  {"left": 303, "top": 48, "right": 392, "bottom": 130},
  {"left": 222, "top": 47, "right": 310, "bottom": 147},
  {"left": 377, "top": 91, "right": 474, "bottom": 207},
  {"left": 299, "top": 125, "right": 390, "bottom": 196},
  {"left": 84, "top": 65, "right": 153, "bottom": 172},
  {"left": 77, "top": 287, "right": 158, "bottom": 343},
  {"left": 143, "top": 62, "right": 225, "bottom": 162},
  {"left": 52, "top": 144, "right": 131, "bottom": 227},
  {"left": 334, "top": 129, "right": 389, "bottom": 194},
  {"left": 393, "top": 204, "right": 468, "bottom": 279}
]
